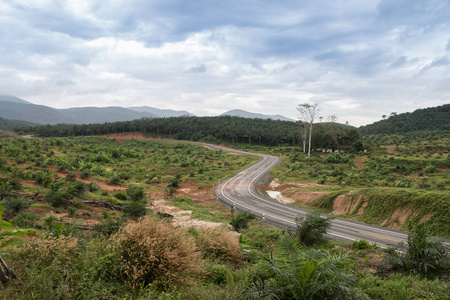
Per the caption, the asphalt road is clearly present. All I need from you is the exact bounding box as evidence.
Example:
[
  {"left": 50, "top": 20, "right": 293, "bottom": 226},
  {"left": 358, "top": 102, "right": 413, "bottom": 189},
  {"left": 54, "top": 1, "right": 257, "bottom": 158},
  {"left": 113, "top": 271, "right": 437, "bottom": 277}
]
[{"left": 210, "top": 145, "right": 446, "bottom": 248}]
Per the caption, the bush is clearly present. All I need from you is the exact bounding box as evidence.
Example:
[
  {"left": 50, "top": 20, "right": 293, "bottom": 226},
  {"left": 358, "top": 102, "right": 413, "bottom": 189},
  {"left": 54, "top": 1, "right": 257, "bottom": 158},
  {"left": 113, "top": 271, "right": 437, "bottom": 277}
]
[
  {"left": 230, "top": 210, "right": 255, "bottom": 232},
  {"left": 3, "top": 196, "right": 32, "bottom": 215},
  {"left": 194, "top": 227, "right": 243, "bottom": 262},
  {"left": 358, "top": 274, "right": 449, "bottom": 300},
  {"left": 122, "top": 200, "right": 148, "bottom": 219},
  {"left": 113, "top": 217, "right": 202, "bottom": 289},
  {"left": 93, "top": 216, "right": 122, "bottom": 236},
  {"left": 11, "top": 211, "right": 40, "bottom": 228},
  {"left": 207, "top": 264, "right": 233, "bottom": 285},
  {"left": 352, "top": 239, "right": 373, "bottom": 250},
  {"left": 126, "top": 185, "right": 145, "bottom": 201},
  {"left": 43, "top": 215, "right": 81, "bottom": 238},
  {"left": 113, "top": 191, "right": 128, "bottom": 200},
  {"left": 88, "top": 181, "right": 101, "bottom": 192},
  {"left": 0, "top": 180, "right": 13, "bottom": 200},
  {"left": 382, "top": 225, "right": 449, "bottom": 278}
]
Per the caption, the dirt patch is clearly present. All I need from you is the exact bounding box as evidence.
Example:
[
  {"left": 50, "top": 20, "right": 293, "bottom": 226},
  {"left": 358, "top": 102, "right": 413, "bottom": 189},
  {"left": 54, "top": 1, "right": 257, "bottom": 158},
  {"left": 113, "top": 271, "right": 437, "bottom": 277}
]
[
  {"left": 381, "top": 205, "right": 416, "bottom": 229},
  {"left": 418, "top": 212, "right": 433, "bottom": 224},
  {"left": 151, "top": 199, "right": 231, "bottom": 230},
  {"left": 386, "top": 147, "right": 395, "bottom": 153},
  {"left": 332, "top": 195, "right": 353, "bottom": 215},
  {"left": 172, "top": 180, "right": 216, "bottom": 205},
  {"left": 354, "top": 156, "right": 365, "bottom": 168},
  {"left": 261, "top": 180, "right": 329, "bottom": 205}
]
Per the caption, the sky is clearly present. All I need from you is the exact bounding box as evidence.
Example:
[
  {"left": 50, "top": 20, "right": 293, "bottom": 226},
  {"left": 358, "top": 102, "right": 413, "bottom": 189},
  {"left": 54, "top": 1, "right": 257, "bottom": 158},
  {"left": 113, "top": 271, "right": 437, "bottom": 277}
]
[{"left": 0, "top": 0, "right": 449, "bottom": 126}]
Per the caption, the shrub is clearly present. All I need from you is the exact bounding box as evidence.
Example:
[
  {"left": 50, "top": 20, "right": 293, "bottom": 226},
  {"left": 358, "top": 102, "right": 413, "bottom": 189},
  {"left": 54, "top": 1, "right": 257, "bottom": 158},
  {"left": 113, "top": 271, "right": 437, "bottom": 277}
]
[
  {"left": 242, "top": 234, "right": 363, "bottom": 299},
  {"left": 122, "top": 200, "right": 148, "bottom": 219},
  {"left": 67, "top": 180, "right": 86, "bottom": 197},
  {"left": 113, "top": 191, "right": 128, "bottom": 200},
  {"left": 230, "top": 210, "right": 255, "bottom": 232},
  {"left": 126, "top": 185, "right": 145, "bottom": 201},
  {"left": 207, "top": 264, "right": 233, "bottom": 285},
  {"left": 93, "top": 217, "right": 122, "bottom": 236},
  {"left": 194, "top": 227, "right": 243, "bottom": 262},
  {"left": 3, "top": 196, "right": 32, "bottom": 215},
  {"left": 424, "top": 164, "right": 436, "bottom": 174},
  {"left": 382, "top": 225, "right": 449, "bottom": 279},
  {"left": 327, "top": 153, "right": 349, "bottom": 163},
  {"left": 295, "top": 211, "right": 333, "bottom": 246},
  {"left": 43, "top": 215, "right": 81, "bottom": 238},
  {"left": 352, "top": 239, "right": 373, "bottom": 250},
  {"left": 88, "top": 181, "right": 101, "bottom": 192},
  {"left": 113, "top": 217, "right": 202, "bottom": 289},
  {"left": 46, "top": 187, "right": 70, "bottom": 207},
  {"left": 11, "top": 211, "right": 40, "bottom": 228},
  {"left": 0, "top": 180, "right": 13, "bottom": 200}
]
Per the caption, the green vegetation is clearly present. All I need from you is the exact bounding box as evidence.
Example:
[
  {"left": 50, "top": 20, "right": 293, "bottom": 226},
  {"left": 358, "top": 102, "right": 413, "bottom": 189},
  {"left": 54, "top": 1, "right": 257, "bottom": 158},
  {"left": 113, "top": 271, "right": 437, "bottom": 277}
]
[
  {"left": 383, "top": 225, "right": 449, "bottom": 279},
  {"left": 295, "top": 211, "right": 333, "bottom": 246},
  {"left": 0, "top": 117, "right": 38, "bottom": 131},
  {"left": 242, "top": 234, "right": 365, "bottom": 300},
  {"left": 0, "top": 115, "right": 448, "bottom": 298},
  {"left": 18, "top": 115, "right": 361, "bottom": 149},
  {"left": 359, "top": 104, "right": 450, "bottom": 134}
]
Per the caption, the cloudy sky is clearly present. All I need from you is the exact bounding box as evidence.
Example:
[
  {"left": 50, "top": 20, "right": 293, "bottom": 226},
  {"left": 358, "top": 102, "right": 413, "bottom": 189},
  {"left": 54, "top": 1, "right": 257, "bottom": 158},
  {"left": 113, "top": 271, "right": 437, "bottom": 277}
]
[{"left": 1, "top": 0, "right": 449, "bottom": 126}]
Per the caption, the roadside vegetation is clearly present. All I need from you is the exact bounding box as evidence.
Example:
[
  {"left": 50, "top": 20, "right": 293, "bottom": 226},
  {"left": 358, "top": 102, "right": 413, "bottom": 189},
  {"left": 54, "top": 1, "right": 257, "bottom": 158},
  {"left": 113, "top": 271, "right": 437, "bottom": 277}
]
[
  {"left": 233, "top": 130, "right": 450, "bottom": 237},
  {"left": 0, "top": 120, "right": 448, "bottom": 298}
]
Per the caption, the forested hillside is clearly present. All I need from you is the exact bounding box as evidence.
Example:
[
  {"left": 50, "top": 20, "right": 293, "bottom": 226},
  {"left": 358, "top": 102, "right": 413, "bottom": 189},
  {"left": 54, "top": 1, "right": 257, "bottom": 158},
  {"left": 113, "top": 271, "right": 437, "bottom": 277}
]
[
  {"left": 0, "top": 117, "right": 39, "bottom": 131},
  {"left": 17, "top": 115, "right": 361, "bottom": 149},
  {"left": 359, "top": 104, "right": 450, "bottom": 134}
]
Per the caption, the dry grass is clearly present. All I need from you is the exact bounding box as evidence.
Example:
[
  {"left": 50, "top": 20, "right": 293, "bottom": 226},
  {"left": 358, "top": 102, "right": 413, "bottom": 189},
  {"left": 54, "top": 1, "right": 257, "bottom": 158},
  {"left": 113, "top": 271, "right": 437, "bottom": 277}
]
[
  {"left": 113, "top": 217, "right": 202, "bottom": 289},
  {"left": 194, "top": 227, "right": 244, "bottom": 263}
]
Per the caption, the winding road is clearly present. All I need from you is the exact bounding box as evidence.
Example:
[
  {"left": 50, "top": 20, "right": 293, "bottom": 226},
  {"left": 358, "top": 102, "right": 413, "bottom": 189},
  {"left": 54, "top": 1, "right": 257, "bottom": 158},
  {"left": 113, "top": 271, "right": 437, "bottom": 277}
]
[{"left": 210, "top": 145, "right": 436, "bottom": 248}]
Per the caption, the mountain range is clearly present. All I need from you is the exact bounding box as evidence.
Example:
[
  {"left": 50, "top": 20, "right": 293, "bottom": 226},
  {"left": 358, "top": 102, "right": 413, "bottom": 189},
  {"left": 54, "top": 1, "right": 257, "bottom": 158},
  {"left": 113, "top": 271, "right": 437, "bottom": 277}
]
[{"left": 0, "top": 95, "right": 294, "bottom": 126}]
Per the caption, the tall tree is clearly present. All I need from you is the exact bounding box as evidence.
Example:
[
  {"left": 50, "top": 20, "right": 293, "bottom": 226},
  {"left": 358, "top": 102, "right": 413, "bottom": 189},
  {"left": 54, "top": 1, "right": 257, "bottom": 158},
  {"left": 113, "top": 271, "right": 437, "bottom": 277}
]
[{"left": 297, "top": 103, "right": 320, "bottom": 157}]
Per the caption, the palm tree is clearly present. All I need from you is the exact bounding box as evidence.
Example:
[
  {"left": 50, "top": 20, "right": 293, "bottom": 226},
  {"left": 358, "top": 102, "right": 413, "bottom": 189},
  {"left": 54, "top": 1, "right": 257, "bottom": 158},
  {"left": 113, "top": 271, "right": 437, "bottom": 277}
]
[{"left": 242, "top": 234, "right": 366, "bottom": 300}]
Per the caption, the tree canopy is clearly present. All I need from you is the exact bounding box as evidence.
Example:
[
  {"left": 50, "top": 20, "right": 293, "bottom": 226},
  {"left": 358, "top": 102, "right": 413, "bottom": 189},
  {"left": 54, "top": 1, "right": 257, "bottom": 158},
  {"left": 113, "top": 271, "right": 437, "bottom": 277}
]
[
  {"left": 359, "top": 104, "right": 450, "bottom": 135},
  {"left": 17, "top": 115, "right": 361, "bottom": 150}
]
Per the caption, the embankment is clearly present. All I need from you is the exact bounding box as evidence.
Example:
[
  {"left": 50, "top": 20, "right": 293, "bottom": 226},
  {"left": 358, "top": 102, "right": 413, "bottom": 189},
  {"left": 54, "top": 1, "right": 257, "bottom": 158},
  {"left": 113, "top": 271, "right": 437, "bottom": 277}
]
[{"left": 312, "top": 188, "right": 449, "bottom": 237}]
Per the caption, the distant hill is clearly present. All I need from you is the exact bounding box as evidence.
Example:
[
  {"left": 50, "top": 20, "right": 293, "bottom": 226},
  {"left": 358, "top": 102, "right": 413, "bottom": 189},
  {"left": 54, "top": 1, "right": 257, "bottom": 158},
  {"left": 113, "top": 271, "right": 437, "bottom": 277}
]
[
  {"left": 0, "top": 117, "right": 39, "bottom": 131},
  {"left": 220, "top": 109, "right": 294, "bottom": 121},
  {"left": 358, "top": 104, "right": 450, "bottom": 134},
  {"left": 0, "top": 101, "right": 74, "bottom": 124},
  {"left": 128, "top": 106, "right": 195, "bottom": 117},
  {"left": 0, "top": 95, "right": 33, "bottom": 104},
  {"left": 59, "top": 107, "right": 158, "bottom": 124}
]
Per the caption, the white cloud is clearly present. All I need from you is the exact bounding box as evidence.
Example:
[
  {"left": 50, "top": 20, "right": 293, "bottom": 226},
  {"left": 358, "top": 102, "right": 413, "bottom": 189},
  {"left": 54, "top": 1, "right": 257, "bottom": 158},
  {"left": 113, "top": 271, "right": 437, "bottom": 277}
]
[{"left": 0, "top": 0, "right": 449, "bottom": 126}]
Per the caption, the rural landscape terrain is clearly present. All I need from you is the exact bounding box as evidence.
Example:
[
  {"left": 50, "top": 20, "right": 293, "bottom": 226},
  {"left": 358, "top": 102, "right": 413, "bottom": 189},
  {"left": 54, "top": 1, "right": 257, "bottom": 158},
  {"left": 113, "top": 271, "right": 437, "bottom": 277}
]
[{"left": 0, "top": 98, "right": 449, "bottom": 299}]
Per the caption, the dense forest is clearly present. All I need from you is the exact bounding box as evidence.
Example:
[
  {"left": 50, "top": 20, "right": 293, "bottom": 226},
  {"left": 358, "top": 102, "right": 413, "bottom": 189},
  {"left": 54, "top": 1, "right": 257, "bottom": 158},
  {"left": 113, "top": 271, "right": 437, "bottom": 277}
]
[
  {"left": 17, "top": 116, "right": 362, "bottom": 150},
  {"left": 358, "top": 104, "right": 450, "bottom": 134}
]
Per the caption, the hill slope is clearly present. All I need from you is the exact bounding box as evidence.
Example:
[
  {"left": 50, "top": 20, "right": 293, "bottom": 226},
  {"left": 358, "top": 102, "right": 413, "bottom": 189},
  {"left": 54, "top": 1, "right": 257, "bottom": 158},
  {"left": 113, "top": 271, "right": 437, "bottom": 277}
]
[
  {"left": 128, "top": 106, "right": 194, "bottom": 117},
  {"left": 220, "top": 109, "right": 294, "bottom": 122},
  {"left": 359, "top": 104, "right": 450, "bottom": 134},
  {"left": 0, "top": 95, "right": 32, "bottom": 104},
  {"left": 0, "top": 101, "right": 74, "bottom": 124},
  {"left": 0, "top": 117, "right": 39, "bottom": 131},
  {"left": 59, "top": 107, "right": 157, "bottom": 124}
]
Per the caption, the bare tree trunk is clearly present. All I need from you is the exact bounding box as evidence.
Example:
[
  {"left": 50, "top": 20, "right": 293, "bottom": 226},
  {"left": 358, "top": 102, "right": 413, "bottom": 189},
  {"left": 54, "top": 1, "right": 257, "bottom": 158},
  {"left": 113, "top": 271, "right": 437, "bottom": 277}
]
[
  {"left": 308, "top": 121, "right": 313, "bottom": 157},
  {"left": 0, "top": 255, "right": 16, "bottom": 284}
]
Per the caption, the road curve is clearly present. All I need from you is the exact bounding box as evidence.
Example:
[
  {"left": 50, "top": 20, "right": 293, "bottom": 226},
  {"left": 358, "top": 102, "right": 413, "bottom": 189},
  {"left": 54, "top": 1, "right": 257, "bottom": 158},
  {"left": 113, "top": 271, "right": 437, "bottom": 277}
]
[{"left": 208, "top": 144, "right": 427, "bottom": 248}]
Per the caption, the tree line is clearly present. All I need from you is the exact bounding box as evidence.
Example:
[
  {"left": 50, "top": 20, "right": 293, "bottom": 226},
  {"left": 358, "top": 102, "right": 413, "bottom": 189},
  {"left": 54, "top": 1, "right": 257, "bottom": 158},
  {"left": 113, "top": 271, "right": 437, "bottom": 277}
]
[
  {"left": 16, "top": 115, "right": 361, "bottom": 150},
  {"left": 359, "top": 104, "right": 450, "bottom": 135}
]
